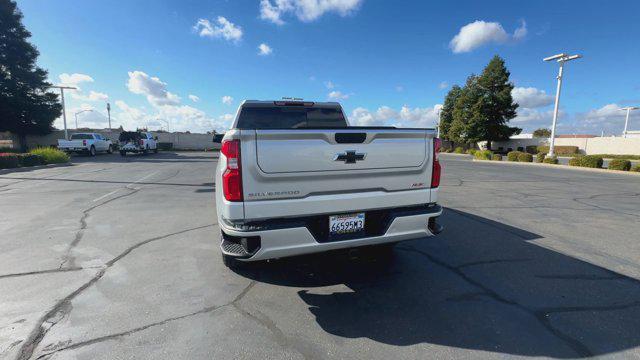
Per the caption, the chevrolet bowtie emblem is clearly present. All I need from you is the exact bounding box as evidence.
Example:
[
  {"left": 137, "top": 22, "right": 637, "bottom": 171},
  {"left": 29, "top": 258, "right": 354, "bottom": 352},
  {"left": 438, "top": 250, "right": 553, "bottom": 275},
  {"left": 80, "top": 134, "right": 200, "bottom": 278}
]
[{"left": 334, "top": 150, "right": 366, "bottom": 164}]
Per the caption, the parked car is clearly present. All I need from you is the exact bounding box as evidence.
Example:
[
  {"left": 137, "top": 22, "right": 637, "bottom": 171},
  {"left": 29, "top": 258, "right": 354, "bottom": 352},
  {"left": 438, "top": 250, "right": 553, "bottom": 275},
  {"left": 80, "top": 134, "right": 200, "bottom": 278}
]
[
  {"left": 57, "top": 133, "right": 113, "bottom": 156},
  {"left": 215, "top": 100, "right": 443, "bottom": 267},
  {"left": 119, "top": 131, "right": 158, "bottom": 156}
]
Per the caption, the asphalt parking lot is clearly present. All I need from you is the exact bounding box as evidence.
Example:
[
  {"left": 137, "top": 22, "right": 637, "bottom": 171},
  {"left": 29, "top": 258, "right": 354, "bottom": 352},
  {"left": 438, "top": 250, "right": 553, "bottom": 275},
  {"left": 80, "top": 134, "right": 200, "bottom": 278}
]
[{"left": 1, "top": 152, "right": 640, "bottom": 359}]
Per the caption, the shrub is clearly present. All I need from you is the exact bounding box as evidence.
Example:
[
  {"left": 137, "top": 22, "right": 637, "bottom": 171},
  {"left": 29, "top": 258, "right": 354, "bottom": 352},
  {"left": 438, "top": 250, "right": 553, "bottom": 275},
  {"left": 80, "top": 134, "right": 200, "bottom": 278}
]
[
  {"left": 608, "top": 159, "right": 632, "bottom": 171},
  {"left": 492, "top": 154, "right": 502, "bottom": 161},
  {"left": 536, "top": 153, "right": 546, "bottom": 163},
  {"left": 517, "top": 152, "right": 533, "bottom": 162},
  {"left": 467, "top": 148, "right": 477, "bottom": 155},
  {"left": 580, "top": 155, "right": 603, "bottom": 168},
  {"left": 590, "top": 154, "right": 640, "bottom": 161},
  {"left": 454, "top": 147, "right": 464, "bottom": 154},
  {"left": 29, "top": 147, "right": 70, "bottom": 164},
  {"left": 568, "top": 156, "right": 583, "bottom": 166},
  {"left": 632, "top": 164, "right": 640, "bottom": 172},
  {"left": 543, "top": 156, "right": 559, "bottom": 164},
  {"left": 507, "top": 151, "right": 521, "bottom": 162},
  {"left": 537, "top": 145, "right": 579, "bottom": 155},
  {"left": 474, "top": 150, "right": 492, "bottom": 160},
  {"left": 17, "top": 154, "right": 43, "bottom": 167},
  {"left": 0, "top": 153, "right": 20, "bottom": 169}
]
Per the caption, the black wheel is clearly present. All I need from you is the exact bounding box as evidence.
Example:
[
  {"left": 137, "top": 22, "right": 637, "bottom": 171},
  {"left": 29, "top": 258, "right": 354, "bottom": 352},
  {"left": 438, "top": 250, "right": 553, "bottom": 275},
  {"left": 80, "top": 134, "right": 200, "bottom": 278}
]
[
  {"left": 119, "top": 150, "right": 126, "bottom": 157},
  {"left": 89, "top": 146, "right": 96, "bottom": 157},
  {"left": 142, "top": 146, "right": 149, "bottom": 155},
  {"left": 153, "top": 146, "right": 158, "bottom": 154},
  {"left": 107, "top": 145, "right": 113, "bottom": 154}
]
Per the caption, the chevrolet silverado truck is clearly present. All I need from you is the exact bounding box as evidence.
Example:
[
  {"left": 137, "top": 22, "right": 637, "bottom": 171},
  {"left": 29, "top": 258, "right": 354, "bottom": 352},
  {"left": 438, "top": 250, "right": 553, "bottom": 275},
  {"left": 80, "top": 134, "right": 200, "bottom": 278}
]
[
  {"left": 118, "top": 131, "right": 158, "bottom": 156},
  {"left": 57, "top": 133, "right": 113, "bottom": 156},
  {"left": 215, "top": 100, "right": 443, "bottom": 266}
]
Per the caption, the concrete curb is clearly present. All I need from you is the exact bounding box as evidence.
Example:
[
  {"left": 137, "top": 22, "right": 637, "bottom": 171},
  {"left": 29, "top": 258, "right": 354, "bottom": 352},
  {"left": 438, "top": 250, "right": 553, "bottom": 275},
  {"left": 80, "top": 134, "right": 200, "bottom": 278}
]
[
  {"left": 441, "top": 153, "right": 472, "bottom": 157},
  {"left": 471, "top": 159, "right": 640, "bottom": 176},
  {"left": 0, "top": 162, "right": 74, "bottom": 175}
]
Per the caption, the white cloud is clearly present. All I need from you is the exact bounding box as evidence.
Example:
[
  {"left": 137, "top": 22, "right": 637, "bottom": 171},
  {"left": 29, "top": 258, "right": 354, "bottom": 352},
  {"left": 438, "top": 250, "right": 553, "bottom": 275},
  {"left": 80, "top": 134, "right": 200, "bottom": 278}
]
[
  {"left": 188, "top": 94, "right": 200, "bottom": 102},
  {"left": 395, "top": 85, "right": 404, "bottom": 92},
  {"left": 193, "top": 17, "right": 243, "bottom": 43},
  {"left": 258, "top": 43, "right": 273, "bottom": 56},
  {"left": 449, "top": 20, "right": 527, "bottom": 53},
  {"left": 260, "top": 0, "right": 363, "bottom": 24},
  {"left": 349, "top": 104, "right": 442, "bottom": 127},
  {"left": 439, "top": 81, "right": 449, "bottom": 90},
  {"left": 127, "top": 71, "right": 181, "bottom": 106},
  {"left": 324, "top": 81, "right": 335, "bottom": 89},
  {"left": 222, "top": 96, "right": 234, "bottom": 105},
  {"left": 584, "top": 104, "right": 623, "bottom": 120},
  {"left": 58, "top": 73, "right": 94, "bottom": 89},
  {"left": 328, "top": 91, "right": 349, "bottom": 100},
  {"left": 71, "top": 90, "right": 109, "bottom": 102},
  {"left": 511, "top": 87, "right": 554, "bottom": 109}
]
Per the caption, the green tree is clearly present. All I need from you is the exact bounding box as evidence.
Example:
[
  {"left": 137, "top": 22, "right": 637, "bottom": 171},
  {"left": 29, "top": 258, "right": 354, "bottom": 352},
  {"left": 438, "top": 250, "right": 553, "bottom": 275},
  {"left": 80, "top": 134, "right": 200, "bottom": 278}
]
[
  {"left": 0, "top": 0, "right": 61, "bottom": 150},
  {"left": 438, "top": 85, "right": 462, "bottom": 140},
  {"left": 446, "top": 56, "right": 521, "bottom": 148},
  {"left": 533, "top": 128, "right": 552, "bottom": 138}
]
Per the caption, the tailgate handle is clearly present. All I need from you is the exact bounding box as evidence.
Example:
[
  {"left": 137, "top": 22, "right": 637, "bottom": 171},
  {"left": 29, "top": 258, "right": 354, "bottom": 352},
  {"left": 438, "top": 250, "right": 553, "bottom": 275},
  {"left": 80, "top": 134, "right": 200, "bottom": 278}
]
[{"left": 335, "top": 133, "right": 366, "bottom": 144}]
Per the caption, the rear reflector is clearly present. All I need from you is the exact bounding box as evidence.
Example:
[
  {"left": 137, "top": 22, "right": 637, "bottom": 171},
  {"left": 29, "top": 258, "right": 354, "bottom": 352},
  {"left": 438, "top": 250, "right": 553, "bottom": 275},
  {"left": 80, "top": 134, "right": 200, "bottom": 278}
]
[
  {"left": 221, "top": 139, "right": 243, "bottom": 201},
  {"left": 431, "top": 138, "right": 442, "bottom": 188}
]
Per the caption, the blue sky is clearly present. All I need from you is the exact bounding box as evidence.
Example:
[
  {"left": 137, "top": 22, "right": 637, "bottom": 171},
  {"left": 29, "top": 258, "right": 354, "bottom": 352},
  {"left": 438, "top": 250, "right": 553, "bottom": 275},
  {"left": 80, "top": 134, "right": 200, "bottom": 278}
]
[{"left": 16, "top": 0, "right": 640, "bottom": 134}]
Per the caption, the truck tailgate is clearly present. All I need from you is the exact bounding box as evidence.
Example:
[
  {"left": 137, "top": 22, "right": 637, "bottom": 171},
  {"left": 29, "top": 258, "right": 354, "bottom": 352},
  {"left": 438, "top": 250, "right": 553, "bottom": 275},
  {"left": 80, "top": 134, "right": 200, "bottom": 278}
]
[{"left": 239, "top": 128, "right": 435, "bottom": 219}]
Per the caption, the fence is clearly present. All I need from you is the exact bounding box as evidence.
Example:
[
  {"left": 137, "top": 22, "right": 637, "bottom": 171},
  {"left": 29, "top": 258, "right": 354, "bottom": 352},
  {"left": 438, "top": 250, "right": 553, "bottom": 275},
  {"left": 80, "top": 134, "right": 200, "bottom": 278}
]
[{"left": 490, "top": 137, "right": 640, "bottom": 155}]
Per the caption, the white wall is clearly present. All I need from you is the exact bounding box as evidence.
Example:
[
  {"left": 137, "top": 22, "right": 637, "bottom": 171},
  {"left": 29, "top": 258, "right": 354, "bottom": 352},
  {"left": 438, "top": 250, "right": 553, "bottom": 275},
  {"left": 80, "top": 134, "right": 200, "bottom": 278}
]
[{"left": 490, "top": 137, "right": 640, "bottom": 155}]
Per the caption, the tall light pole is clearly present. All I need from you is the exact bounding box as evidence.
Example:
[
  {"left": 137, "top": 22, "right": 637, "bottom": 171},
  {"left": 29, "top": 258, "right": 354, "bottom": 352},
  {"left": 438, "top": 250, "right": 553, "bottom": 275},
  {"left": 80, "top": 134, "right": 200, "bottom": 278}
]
[
  {"left": 106, "top": 102, "right": 112, "bottom": 130},
  {"left": 74, "top": 109, "right": 93, "bottom": 129},
  {"left": 436, "top": 108, "right": 442, "bottom": 138},
  {"left": 543, "top": 53, "right": 582, "bottom": 157},
  {"left": 620, "top": 106, "right": 639, "bottom": 138},
  {"left": 48, "top": 85, "right": 77, "bottom": 140}
]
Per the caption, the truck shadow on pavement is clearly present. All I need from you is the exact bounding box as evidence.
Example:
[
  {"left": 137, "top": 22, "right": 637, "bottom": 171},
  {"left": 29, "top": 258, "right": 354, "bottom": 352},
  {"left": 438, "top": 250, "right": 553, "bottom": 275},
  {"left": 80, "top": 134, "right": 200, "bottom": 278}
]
[{"left": 238, "top": 208, "right": 640, "bottom": 358}]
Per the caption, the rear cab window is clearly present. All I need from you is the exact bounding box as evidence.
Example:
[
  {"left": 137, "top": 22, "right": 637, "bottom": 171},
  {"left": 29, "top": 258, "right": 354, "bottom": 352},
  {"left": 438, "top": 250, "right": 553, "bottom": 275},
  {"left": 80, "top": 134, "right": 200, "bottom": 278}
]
[
  {"left": 70, "top": 134, "right": 94, "bottom": 140},
  {"left": 236, "top": 102, "right": 348, "bottom": 129}
]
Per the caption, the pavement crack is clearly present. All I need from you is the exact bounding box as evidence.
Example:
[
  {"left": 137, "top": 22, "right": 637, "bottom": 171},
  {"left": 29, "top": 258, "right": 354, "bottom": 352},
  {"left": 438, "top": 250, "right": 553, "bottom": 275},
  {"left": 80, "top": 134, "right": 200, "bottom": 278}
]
[
  {"left": 0, "top": 267, "right": 87, "bottom": 280},
  {"left": 397, "top": 245, "right": 594, "bottom": 357},
  {"left": 457, "top": 258, "right": 532, "bottom": 269},
  {"left": 17, "top": 223, "right": 215, "bottom": 360},
  {"left": 535, "top": 274, "right": 625, "bottom": 281},
  {"left": 34, "top": 279, "right": 255, "bottom": 359}
]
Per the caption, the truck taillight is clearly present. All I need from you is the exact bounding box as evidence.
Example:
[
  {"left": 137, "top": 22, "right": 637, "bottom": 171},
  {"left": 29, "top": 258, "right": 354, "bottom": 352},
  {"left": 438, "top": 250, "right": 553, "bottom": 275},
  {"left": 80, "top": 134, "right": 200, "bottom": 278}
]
[
  {"left": 431, "top": 138, "right": 442, "bottom": 188},
  {"left": 139, "top": 139, "right": 144, "bottom": 146},
  {"left": 82, "top": 140, "right": 87, "bottom": 146},
  {"left": 221, "top": 139, "right": 242, "bottom": 202}
]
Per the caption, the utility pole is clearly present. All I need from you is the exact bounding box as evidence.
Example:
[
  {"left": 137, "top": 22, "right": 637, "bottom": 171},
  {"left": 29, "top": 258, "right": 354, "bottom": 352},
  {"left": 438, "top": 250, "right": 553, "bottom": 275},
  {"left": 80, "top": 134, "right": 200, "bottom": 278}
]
[
  {"left": 107, "top": 102, "right": 112, "bottom": 130},
  {"left": 543, "top": 53, "right": 582, "bottom": 157},
  {"left": 620, "top": 107, "right": 639, "bottom": 138},
  {"left": 48, "top": 85, "right": 77, "bottom": 140}
]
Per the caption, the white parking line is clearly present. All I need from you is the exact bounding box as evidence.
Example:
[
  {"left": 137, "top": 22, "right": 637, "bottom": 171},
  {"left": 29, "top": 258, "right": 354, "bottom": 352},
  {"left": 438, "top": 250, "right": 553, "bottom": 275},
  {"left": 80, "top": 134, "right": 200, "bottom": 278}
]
[{"left": 92, "top": 171, "right": 159, "bottom": 202}]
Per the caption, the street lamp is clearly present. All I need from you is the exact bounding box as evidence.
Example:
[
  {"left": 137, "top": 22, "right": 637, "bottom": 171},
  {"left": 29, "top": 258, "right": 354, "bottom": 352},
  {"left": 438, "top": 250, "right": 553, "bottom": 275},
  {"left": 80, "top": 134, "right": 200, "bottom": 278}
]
[
  {"left": 47, "top": 85, "right": 77, "bottom": 140},
  {"left": 620, "top": 107, "right": 639, "bottom": 138},
  {"left": 74, "top": 109, "right": 93, "bottom": 129},
  {"left": 436, "top": 108, "right": 442, "bottom": 138},
  {"left": 543, "top": 53, "right": 582, "bottom": 157}
]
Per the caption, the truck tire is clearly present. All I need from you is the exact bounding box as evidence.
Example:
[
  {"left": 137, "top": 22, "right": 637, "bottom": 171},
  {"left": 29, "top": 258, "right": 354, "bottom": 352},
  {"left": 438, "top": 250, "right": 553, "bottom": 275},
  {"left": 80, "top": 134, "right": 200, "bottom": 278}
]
[
  {"left": 89, "top": 146, "right": 96, "bottom": 157},
  {"left": 153, "top": 146, "right": 158, "bottom": 154},
  {"left": 107, "top": 145, "right": 113, "bottom": 154},
  {"left": 143, "top": 145, "right": 149, "bottom": 155},
  {"left": 120, "top": 150, "right": 126, "bottom": 157}
]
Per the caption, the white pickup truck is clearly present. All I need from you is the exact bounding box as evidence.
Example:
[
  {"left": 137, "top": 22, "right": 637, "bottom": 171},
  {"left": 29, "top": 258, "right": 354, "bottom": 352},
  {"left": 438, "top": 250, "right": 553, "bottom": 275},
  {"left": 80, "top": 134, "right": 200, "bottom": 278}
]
[
  {"left": 57, "top": 133, "right": 113, "bottom": 156},
  {"left": 215, "top": 100, "right": 443, "bottom": 267},
  {"left": 118, "top": 131, "right": 158, "bottom": 156}
]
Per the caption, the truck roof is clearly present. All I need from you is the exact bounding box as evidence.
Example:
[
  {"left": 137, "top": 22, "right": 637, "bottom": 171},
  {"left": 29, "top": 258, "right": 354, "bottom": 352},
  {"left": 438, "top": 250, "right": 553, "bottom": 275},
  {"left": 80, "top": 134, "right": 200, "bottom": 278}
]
[{"left": 241, "top": 100, "right": 341, "bottom": 108}]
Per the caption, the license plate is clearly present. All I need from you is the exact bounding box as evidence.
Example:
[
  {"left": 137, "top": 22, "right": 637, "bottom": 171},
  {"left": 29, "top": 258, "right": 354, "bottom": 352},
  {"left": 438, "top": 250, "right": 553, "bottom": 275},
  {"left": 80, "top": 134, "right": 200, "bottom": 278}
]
[{"left": 329, "top": 213, "right": 365, "bottom": 235}]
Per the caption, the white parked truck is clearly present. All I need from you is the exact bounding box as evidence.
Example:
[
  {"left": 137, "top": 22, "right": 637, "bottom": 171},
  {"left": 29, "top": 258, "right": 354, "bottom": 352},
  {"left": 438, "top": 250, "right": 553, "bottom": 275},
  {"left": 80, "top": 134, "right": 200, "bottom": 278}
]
[
  {"left": 118, "top": 131, "right": 158, "bottom": 156},
  {"left": 57, "top": 133, "right": 113, "bottom": 156},
  {"left": 215, "top": 100, "right": 443, "bottom": 266}
]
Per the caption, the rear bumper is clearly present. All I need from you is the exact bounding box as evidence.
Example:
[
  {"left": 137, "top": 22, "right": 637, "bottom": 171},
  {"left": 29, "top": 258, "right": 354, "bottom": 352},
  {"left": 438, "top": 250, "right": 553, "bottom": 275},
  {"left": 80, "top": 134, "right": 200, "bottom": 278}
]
[{"left": 219, "top": 204, "right": 443, "bottom": 261}]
